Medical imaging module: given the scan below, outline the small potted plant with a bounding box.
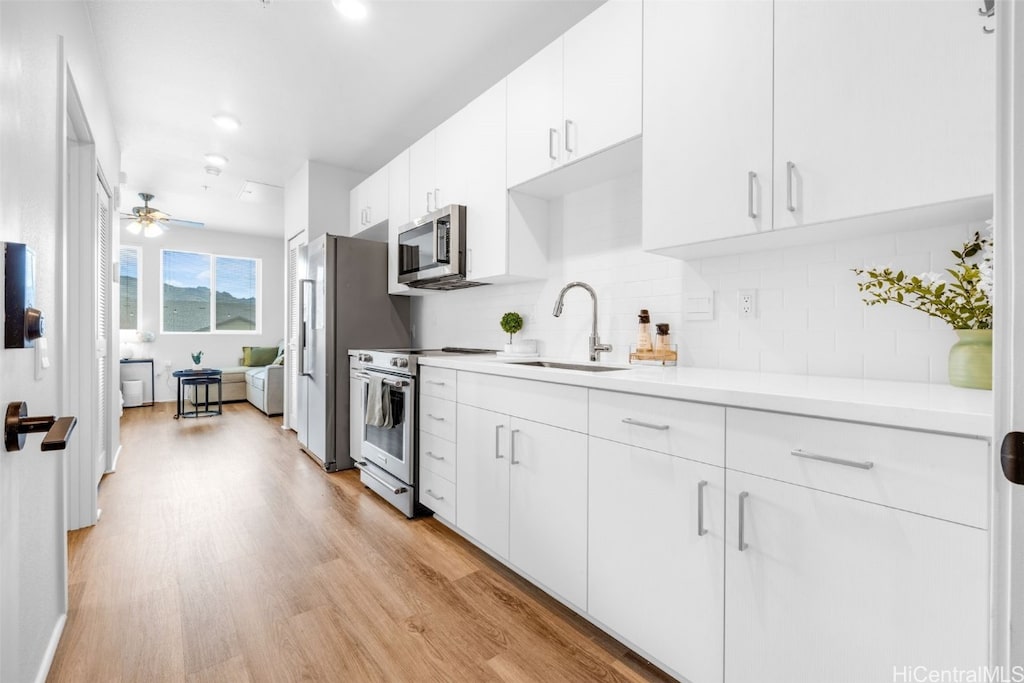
[190,350,204,369]
[500,312,524,354]
[852,224,993,389]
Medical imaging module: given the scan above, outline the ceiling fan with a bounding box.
[120,192,205,237]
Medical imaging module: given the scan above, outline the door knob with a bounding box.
[4,401,77,452]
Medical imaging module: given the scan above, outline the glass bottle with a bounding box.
[655,323,671,352]
[637,309,653,352]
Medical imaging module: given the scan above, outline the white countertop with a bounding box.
[417,356,993,439]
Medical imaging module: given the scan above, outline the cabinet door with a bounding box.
[773,0,994,229]
[409,131,436,217]
[348,183,363,236]
[387,150,412,295]
[506,38,563,188]
[456,404,510,559]
[642,0,773,251]
[434,106,469,211]
[562,0,642,163]
[508,417,588,609]
[364,166,388,228]
[589,438,724,683]
[461,79,509,281]
[724,470,988,683]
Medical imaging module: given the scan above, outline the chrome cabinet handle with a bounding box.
[425,451,444,461]
[495,424,504,459]
[426,414,445,422]
[366,206,372,224]
[790,448,874,470]
[425,191,432,213]
[564,119,574,153]
[548,128,558,161]
[426,489,444,501]
[738,491,749,551]
[747,171,758,219]
[425,380,446,386]
[786,161,797,212]
[434,188,440,209]
[510,428,521,464]
[697,480,708,537]
[467,248,473,274]
[621,417,670,431]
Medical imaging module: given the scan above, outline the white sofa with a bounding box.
[245,364,284,416]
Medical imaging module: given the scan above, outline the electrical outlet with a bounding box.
[738,289,757,319]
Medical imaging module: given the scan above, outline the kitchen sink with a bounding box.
[507,360,629,373]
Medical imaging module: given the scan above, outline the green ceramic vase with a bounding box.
[948,329,993,390]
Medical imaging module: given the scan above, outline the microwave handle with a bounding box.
[436,223,449,264]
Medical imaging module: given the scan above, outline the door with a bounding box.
[508,417,587,609]
[724,470,988,683]
[456,404,510,558]
[506,37,563,187]
[94,173,113,479]
[773,0,994,229]
[588,437,725,682]
[285,231,306,432]
[642,0,772,251]
[562,0,642,163]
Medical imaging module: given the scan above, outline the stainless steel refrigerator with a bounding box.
[296,234,410,471]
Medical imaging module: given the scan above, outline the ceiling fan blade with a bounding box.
[163,218,205,229]
[148,210,170,220]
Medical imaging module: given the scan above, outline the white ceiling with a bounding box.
[86,0,603,238]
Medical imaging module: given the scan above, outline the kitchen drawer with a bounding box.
[420,367,457,401]
[457,371,587,433]
[726,408,989,528]
[589,389,725,467]
[420,395,456,441]
[419,430,456,483]
[420,468,456,522]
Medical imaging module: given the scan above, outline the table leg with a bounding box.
[174,376,182,419]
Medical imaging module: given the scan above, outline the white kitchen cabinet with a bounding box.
[456,403,510,559]
[643,0,994,257]
[724,469,988,683]
[349,165,388,235]
[387,150,414,295]
[408,131,437,218]
[642,0,772,251]
[589,437,725,682]
[508,417,588,610]
[506,0,641,188]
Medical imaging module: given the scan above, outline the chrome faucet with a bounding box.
[552,281,613,362]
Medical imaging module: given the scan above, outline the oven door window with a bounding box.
[362,385,406,465]
[398,222,436,276]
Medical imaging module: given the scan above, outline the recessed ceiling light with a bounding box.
[333,0,367,20]
[204,166,222,176]
[212,113,241,131]
[203,153,228,167]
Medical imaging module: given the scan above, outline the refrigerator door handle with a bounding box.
[299,278,315,377]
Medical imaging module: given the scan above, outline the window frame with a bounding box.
[119,245,141,332]
[159,248,262,335]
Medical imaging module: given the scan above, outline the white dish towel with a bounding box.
[364,377,391,428]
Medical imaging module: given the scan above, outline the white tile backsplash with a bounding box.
[411,172,983,384]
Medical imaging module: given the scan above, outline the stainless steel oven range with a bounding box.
[349,347,495,517]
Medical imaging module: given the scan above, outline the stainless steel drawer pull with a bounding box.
[548,128,558,161]
[697,480,708,537]
[790,448,874,470]
[510,428,521,465]
[426,414,446,422]
[786,161,797,212]
[426,489,444,501]
[747,171,758,219]
[738,491,749,551]
[564,119,574,153]
[425,380,446,386]
[621,417,670,431]
[425,451,444,461]
[495,424,505,459]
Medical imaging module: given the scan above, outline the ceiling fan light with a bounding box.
[211,113,241,131]
[126,220,143,235]
[203,153,228,167]
[333,0,367,20]
[143,222,163,238]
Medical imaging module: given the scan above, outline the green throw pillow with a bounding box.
[243,346,279,367]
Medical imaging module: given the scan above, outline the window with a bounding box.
[161,249,260,333]
[119,246,140,330]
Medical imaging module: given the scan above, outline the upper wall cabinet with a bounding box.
[349,165,388,236]
[387,150,416,296]
[506,0,642,188]
[643,0,995,258]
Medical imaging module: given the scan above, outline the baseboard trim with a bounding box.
[34,612,66,683]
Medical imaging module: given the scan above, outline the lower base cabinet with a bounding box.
[724,470,988,683]
[588,437,725,682]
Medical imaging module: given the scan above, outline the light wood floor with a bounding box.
[47,402,671,682]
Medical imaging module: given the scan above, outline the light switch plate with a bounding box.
[685,293,715,321]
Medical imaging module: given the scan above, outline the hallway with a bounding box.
[47,403,666,682]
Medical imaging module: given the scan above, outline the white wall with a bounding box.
[0,2,121,681]
[119,227,285,402]
[412,172,984,385]
[283,160,364,241]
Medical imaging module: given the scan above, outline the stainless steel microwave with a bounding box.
[396,204,485,290]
